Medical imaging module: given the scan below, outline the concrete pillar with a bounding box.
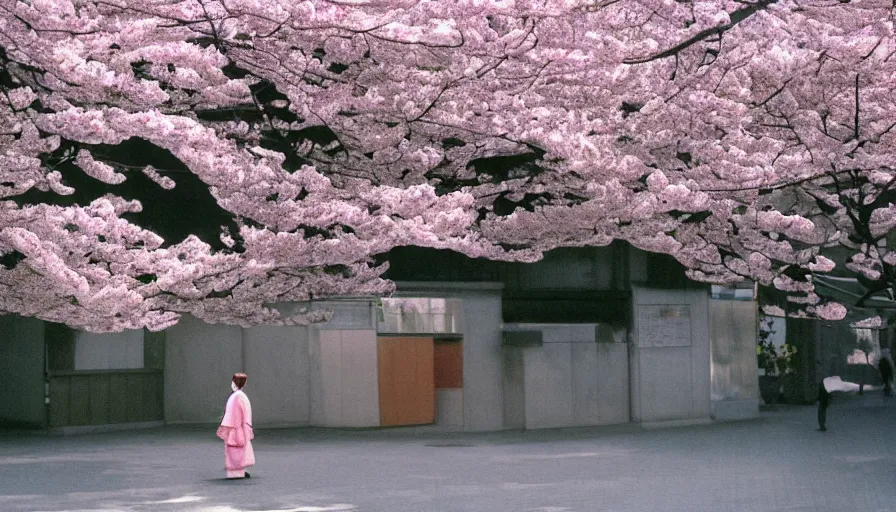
[630,286,711,425]
[461,290,504,431]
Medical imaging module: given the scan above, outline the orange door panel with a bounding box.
[377,337,435,426]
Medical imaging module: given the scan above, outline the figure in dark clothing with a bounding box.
[879,357,893,397]
[817,381,831,431]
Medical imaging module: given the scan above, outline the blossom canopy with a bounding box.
[2,0,895,331]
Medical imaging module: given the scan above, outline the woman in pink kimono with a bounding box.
[217,372,255,479]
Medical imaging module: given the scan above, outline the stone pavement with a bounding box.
[1,392,894,512]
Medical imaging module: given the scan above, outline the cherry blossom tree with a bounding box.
[1,0,894,331]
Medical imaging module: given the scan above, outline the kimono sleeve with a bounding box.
[217,394,247,447]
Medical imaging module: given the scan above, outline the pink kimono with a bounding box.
[216,389,255,478]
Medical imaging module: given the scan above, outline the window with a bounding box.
[375,297,466,395]
[377,298,463,334]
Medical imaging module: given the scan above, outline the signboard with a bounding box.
[637,305,692,347]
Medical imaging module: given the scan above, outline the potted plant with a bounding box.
[757,318,798,404]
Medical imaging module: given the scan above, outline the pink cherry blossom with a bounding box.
[2,0,895,330]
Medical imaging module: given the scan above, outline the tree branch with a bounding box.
[853,73,860,142]
[623,0,777,65]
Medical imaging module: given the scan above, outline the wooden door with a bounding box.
[377,337,435,426]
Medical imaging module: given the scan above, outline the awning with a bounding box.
[813,275,896,328]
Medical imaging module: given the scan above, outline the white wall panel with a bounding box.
[74,329,143,370]
[631,287,711,424]
[164,315,242,424]
[595,343,630,425]
[243,325,310,427]
[339,330,379,427]
[524,343,575,429]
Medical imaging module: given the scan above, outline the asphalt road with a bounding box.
[1,393,894,512]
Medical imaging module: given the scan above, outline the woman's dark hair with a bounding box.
[232,372,248,389]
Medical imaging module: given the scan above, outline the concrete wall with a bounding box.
[503,324,629,430]
[309,329,380,427]
[459,289,504,431]
[0,315,45,427]
[307,300,380,427]
[74,329,143,370]
[523,338,575,429]
[630,287,711,424]
[435,388,464,428]
[308,300,377,330]
[709,300,760,420]
[504,247,615,290]
[391,283,505,432]
[165,316,315,427]
[163,301,384,428]
[159,283,709,430]
[592,342,631,425]
[164,316,243,424]
[502,347,526,429]
[243,325,311,427]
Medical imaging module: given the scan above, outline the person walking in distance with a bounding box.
[217,372,255,479]
[817,380,832,432]
[879,349,893,396]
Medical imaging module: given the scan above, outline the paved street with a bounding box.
[1,393,894,512]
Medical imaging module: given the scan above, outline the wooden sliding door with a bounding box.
[377,337,435,426]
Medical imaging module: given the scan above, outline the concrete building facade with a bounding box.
[1,244,760,433]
